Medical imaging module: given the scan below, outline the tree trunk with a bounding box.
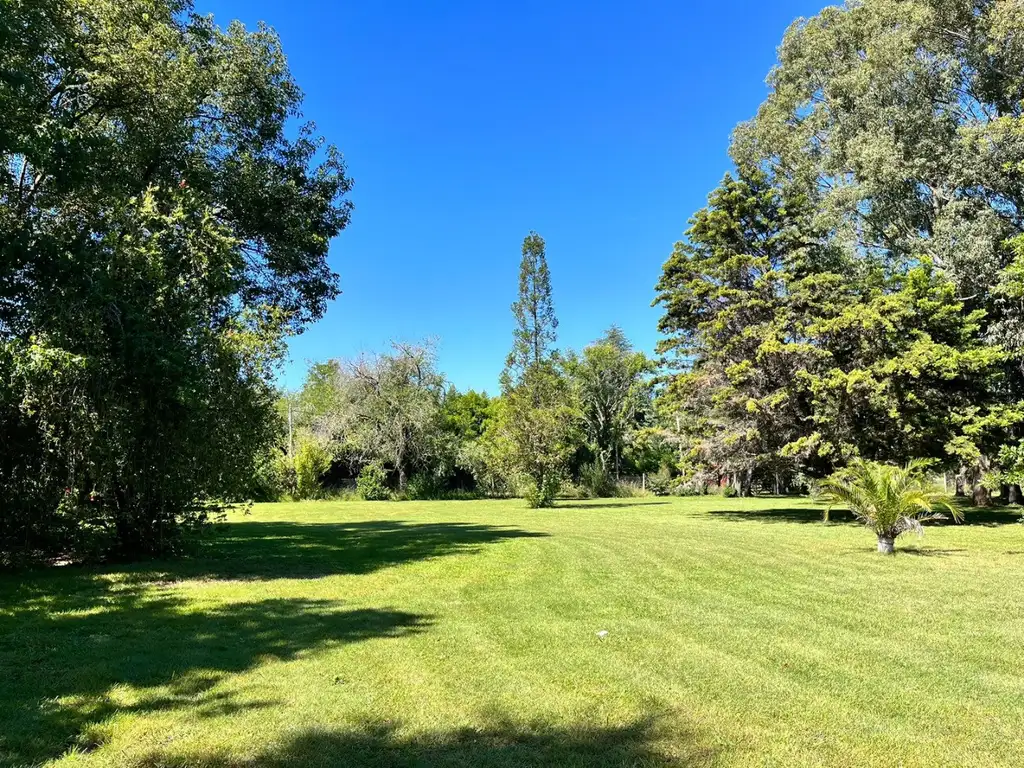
[739,467,753,497]
[1010,485,1022,506]
[973,483,990,507]
[954,474,965,497]
[877,534,895,555]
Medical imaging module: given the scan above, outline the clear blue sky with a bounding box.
[200,0,829,394]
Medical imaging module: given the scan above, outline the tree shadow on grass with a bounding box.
[135,519,550,581]
[0,574,430,767]
[557,501,672,511]
[708,505,1022,527]
[896,547,968,557]
[0,517,548,765]
[707,507,854,525]
[131,716,716,768]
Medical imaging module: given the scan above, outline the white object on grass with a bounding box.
[596,630,609,639]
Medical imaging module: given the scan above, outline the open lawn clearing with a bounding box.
[1,497,1022,767]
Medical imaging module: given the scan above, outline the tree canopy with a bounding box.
[656,0,1024,496]
[0,0,352,561]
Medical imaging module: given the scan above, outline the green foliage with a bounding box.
[357,461,391,501]
[579,462,617,499]
[442,389,493,441]
[489,362,578,508]
[568,327,656,477]
[521,473,563,509]
[404,472,446,501]
[998,444,1024,491]
[505,232,558,379]
[294,442,332,501]
[493,234,578,508]
[816,460,962,553]
[0,0,351,561]
[305,343,449,491]
[248,449,289,503]
[656,0,1024,490]
[645,474,670,497]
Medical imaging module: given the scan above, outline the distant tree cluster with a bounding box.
[655,0,1024,503]
[278,233,663,505]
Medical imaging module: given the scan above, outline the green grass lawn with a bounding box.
[2,497,1022,767]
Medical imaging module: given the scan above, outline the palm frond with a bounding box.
[816,459,963,549]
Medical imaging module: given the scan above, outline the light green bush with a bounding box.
[294,442,332,500]
[356,461,391,501]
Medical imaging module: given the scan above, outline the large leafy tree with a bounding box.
[315,343,449,491]
[0,0,352,560]
[657,0,1021,492]
[733,0,1024,484]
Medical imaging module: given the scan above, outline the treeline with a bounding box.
[5,0,1024,564]
[654,0,1024,504]
[274,234,671,506]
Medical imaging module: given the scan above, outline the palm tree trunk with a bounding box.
[877,534,895,555]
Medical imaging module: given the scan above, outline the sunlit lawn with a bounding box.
[1,497,1022,767]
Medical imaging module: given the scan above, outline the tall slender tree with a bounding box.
[492,231,574,507]
[506,232,558,381]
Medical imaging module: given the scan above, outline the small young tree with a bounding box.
[816,460,962,554]
[488,363,577,507]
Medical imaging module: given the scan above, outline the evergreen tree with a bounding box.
[730,0,1024,493]
[506,232,558,382]
[656,165,1002,491]
[493,231,574,507]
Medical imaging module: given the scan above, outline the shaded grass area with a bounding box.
[130,718,699,768]
[708,502,1022,527]
[1,497,1022,767]
[0,519,539,767]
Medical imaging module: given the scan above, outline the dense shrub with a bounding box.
[404,473,445,500]
[579,462,617,498]
[294,442,332,500]
[646,471,673,497]
[523,474,562,508]
[670,480,705,497]
[248,449,289,502]
[357,461,391,501]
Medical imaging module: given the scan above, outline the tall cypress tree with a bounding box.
[506,232,558,381]
[494,231,573,507]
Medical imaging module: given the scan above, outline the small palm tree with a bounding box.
[816,459,963,554]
